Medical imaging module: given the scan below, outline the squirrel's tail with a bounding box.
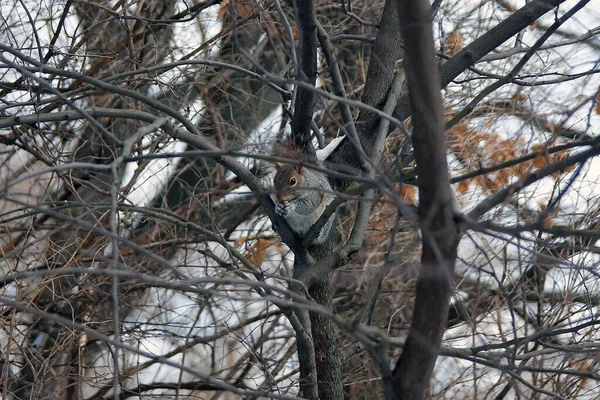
[273,136,317,164]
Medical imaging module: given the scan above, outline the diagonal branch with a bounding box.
[445,0,591,130]
[467,136,600,220]
[392,0,567,123]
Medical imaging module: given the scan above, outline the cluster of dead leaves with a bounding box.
[448,116,575,195]
[234,236,285,269]
[444,31,463,57]
[217,0,254,19]
[368,184,417,245]
[217,0,295,41]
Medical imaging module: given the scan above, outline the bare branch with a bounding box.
[390,0,459,398]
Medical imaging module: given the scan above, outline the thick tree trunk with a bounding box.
[390,0,459,399]
[307,239,344,400]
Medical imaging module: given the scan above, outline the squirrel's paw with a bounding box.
[275,201,290,217]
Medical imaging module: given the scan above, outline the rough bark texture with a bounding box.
[290,0,318,155]
[304,1,405,396]
[390,0,459,399]
[308,239,344,400]
[327,0,404,191]
[297,1,405,398]
[288,1,344,398]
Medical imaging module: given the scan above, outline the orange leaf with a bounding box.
[457,180,470,194]
[497,169,509,185]
[217,0,253,19]
[542,217,554,227]
[512,93,527,104]
[217,0,229,20]
[445,31,463,56]
[236,0,253,17]
[245,238,277,268]
[533,155,547,168]
[401,185,417,203]
[234,236,245,248]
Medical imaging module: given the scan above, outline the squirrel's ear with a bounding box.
[294,165,303,173]
[275,161,283,169]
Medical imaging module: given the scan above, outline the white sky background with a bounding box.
[439,1,600,396]
[449,0,600,280]
[1,0,600,397]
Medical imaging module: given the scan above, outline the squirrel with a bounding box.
[272,139,337,245]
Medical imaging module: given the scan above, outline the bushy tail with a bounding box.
[272,137,316,164]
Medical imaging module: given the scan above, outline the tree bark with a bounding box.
[327,0,404,192]
[390,0,459,399]
[307,239,344,400]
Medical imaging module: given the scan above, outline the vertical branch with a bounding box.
[390,0,459,399]
[290,0,318,154]
[286,1,344,399]
[287,2,321,399]
[301,2,405,396]
[289,301,319,400]
[307,269,344,400]
[326,0,404,190]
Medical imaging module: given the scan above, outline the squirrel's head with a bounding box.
[274,164,303,203]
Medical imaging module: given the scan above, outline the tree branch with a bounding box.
[392,0,567,123]
[390,0,459,398]
[290,0,318,154]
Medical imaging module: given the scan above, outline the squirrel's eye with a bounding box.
[289,177,297,186]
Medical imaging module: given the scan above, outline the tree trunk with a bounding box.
[390,0,459,398]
